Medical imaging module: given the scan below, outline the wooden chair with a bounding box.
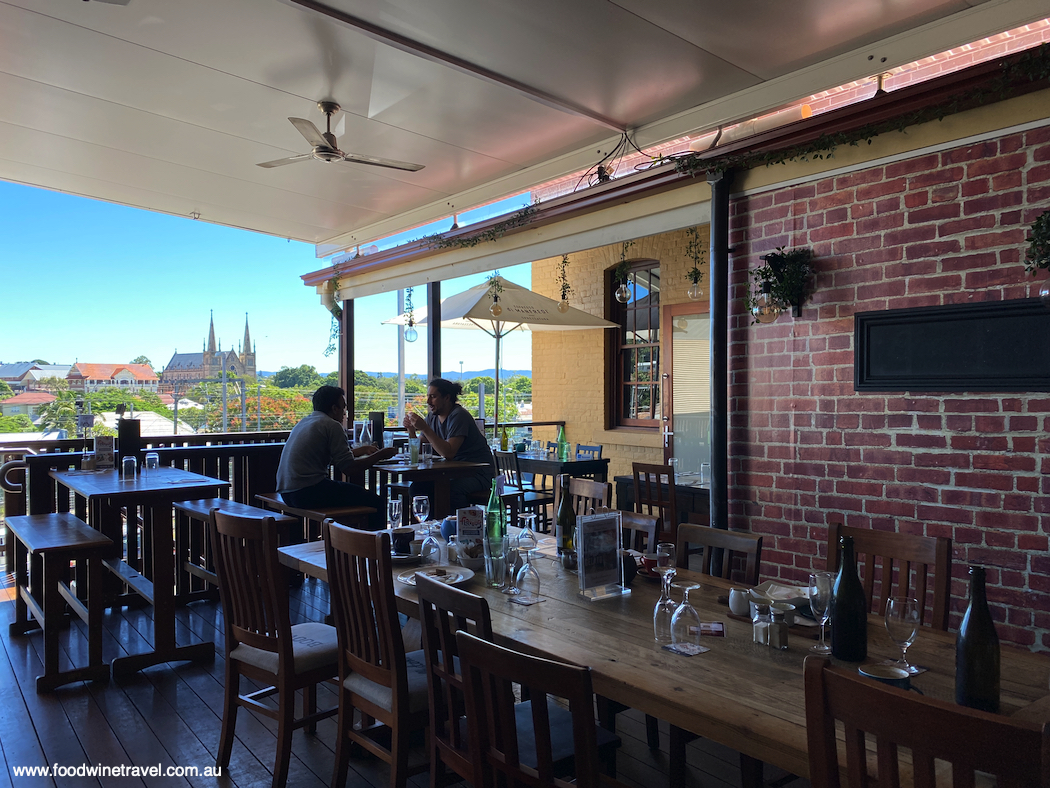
[209,510,338,788]
[324,521,430,788]
[632,462,679,544]
[676,515,763,585]
[494,450,555,528]
[669,516,765,786]
[575,443,603,460]
[616,510,659,553]
[804,656,1050,788]
[826,520,952,630]
[457,631,628,788]
[416,576,620,785]
[554,476,612,517]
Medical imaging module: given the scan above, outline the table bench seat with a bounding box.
[7,513,112,691]
[255,492,374,537]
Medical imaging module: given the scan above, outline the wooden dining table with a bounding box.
[372,458,490,518]
[48,466,230,676]
[515,451,611,482]
[277,540,1050,781]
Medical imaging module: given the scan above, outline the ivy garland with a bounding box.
[685,227,705,285]
[557,254,574,302]
[1024,209,1050,274]
[614,240,636,284]
[668,43,1050,179]
[323,273,342,358]
[422,203,540,250]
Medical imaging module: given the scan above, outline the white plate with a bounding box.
[750,580,809,608]
[397,566,475,588]
[391,552,420,566]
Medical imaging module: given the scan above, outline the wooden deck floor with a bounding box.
[0,566,807,788]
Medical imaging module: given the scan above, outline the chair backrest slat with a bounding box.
[575,444,603,461]
[632,462,678,544]
[825,520,952,630]
[804,657,1050,788]
[494,451,523,487]
[676,517,763,585]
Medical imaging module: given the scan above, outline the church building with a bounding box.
[161,312,257,387]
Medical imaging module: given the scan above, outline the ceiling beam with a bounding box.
[280,0,626,132]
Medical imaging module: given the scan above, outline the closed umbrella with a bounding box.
[386,277,617,433]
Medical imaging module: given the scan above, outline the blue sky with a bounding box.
[0,180,532,376]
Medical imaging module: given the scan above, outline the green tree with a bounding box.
[504,374,532,396]
[37,393,77,434]
[0,414,34,433]
[130,355,153,369]
[34,376,69,393]
[272,364,323,389]
[0,379,12,399]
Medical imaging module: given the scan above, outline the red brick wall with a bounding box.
[728,125,1050,650]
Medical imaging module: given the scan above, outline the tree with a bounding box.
[34,376,68,393]
[0,379,12,399]
[131,355,154,369]
[272,364,323,389]
[37,393,77,434]
[0,414,34,433]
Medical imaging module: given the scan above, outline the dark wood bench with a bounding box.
[255,492,375,538]
[173,498,298,599]
[7,513,113,691]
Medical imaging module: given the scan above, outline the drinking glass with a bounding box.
[412,495,430,525]
[121,455,137,479]
[484,536,507,589]
[420,443,433,466]
[653,542,677,643]
[885,596,922,674]
[420,524,444,567]
[808,571,834,655]
[144,452,160,473]
[667,457,679,484]
[516,544,541,603]
[387,497,402,529]
[671,581,702,647]
[700,462,712,486]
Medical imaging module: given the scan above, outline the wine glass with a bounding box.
[387,497,402,529]
[808,571,834,655]
[515,517,541,602]
[653,542,677,643]
[885,596,922,674]
[420,523,444,567]
[671,581,702,647]
[412,495,430,525]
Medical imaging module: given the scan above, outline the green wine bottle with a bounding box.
[830,535,867,662]
[956,565,1000,713]
[555,474,574,556]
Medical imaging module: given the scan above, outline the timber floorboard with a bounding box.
[1,569,808,788]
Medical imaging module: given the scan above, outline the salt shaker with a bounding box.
[769,606,789,650]
[752,603,771,645]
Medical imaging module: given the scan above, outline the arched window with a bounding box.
[609,259,660,427]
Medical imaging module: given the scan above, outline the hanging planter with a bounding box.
[743,247,814,324]
[1024,209,1050,306]
[556,254,574,312]
[487,273,504,316]
[404,287,418,342]
[685,227,706,301]
[614,240,635,303]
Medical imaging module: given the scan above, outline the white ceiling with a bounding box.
[0,0,1043,257]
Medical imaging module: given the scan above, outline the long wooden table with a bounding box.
[277,541,1050,780]
[49,467,230,675]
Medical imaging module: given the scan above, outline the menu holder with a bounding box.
[577,511,630,601]
[94,435,115,470]
[456,505,486,563]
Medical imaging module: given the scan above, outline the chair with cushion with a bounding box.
[669,516,765,786]
[631,462,679,545]
[416,575,621,785]
[457,630,628,788]
[804,656,1050,788]
[324,521,430,788]
[826,519,952,630]
[676,515,763,584]
[209,509,338,788]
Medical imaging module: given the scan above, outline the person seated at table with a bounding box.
[402,377,495,511]
[277,385,395,530]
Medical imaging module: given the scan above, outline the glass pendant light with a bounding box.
[751,282,781,324]
[557,300,570,313]
[687,281,702,301]
[490,299,503,317]
[615,282,631,303]
[404,323,418,342]
[1040,278,1050,309]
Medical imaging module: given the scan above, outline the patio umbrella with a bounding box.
[385,277,617,434]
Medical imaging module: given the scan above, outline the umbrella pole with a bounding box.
[493,322,501,439]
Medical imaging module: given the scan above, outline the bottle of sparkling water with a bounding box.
[485,477,505,541]
[556,425,570,462]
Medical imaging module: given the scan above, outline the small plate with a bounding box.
[391,552,420,565]
[636,567,661,581]
[398,566,475,588]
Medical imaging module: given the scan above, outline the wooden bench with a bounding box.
[255,492,375,538]
[173,498,298,599]
[7,513,113,691]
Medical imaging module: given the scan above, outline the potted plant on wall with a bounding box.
[1024,209,1050,306]
[744,246,814,324]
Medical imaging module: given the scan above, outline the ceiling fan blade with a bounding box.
[288,117,327,148]
[257,153,313,168]
[339,152,425,172]
[87,0,132,5]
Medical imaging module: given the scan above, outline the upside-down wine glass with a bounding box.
[515,514,541,602]
[653,542,677,643]
[808,571,833,655]
[885,596,922,674]
[671,581,702,648]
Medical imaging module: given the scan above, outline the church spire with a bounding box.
[207,310,217,353]
[243,313,252,356]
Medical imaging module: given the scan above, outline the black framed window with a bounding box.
[612,260,661,427]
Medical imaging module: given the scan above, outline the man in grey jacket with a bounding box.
[277,385,394,529]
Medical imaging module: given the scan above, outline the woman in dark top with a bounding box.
[403,378,494,510]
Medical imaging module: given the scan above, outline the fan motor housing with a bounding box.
[312,146,342,162]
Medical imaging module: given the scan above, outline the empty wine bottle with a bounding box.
[830,534,867,662]
[555,474,574,556]
[956,565,1000,713]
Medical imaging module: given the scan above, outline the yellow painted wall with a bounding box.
[531,226,711,483]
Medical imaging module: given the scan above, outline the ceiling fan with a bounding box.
[257,101,424,172]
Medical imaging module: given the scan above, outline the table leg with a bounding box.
[431,483,452,519]
[111,503,213,676]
